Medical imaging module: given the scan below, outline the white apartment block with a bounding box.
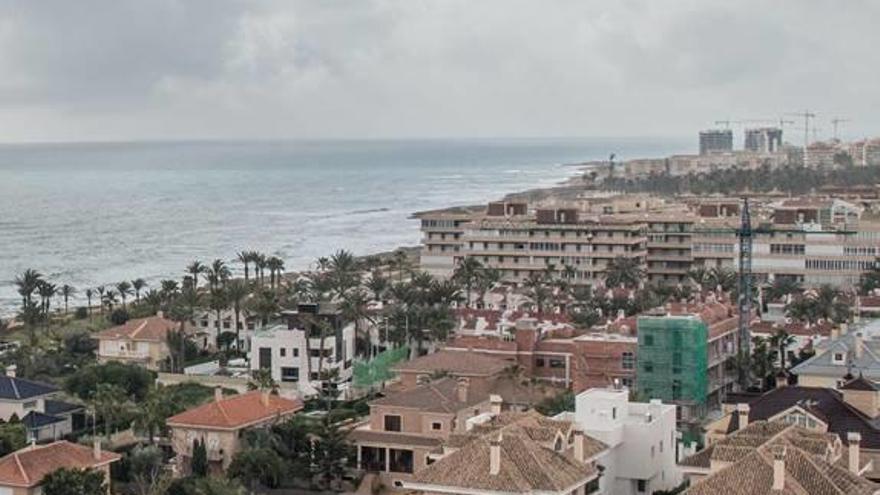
[249,303,355,399]
[192,309,258,351]
[557,387,681,495]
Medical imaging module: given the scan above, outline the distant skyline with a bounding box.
[0,0,877,143]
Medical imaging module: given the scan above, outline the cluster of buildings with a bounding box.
[417,192,880,289]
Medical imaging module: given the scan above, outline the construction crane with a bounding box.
[737,198,753,388]
[831,118,850,140]
[787,110,817,164]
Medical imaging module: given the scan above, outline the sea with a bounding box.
[0,138,689,315]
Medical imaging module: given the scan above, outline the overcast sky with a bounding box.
[0,0,876,143]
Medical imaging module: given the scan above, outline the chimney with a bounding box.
[573,429,585,463]
[840,322,849,336]
[848,432,862,474]
[490,394,503,415]
[855,333,864,360]
[489,434,502,475]
[93,438,102,461]
[775,371,788,389]
[831,328,840,340]
[214,386,223,402]
[5,365,16,378]
[772,445,786,491]
[737,403,750,430]
[457,378,470,403]
[261,389,270,407]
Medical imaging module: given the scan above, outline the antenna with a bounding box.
[831,118,850,140]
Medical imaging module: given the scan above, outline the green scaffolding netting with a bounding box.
[636,316,708,405]
[353,346,410,389]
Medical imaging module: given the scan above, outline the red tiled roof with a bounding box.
[166,391,303,430]
[95,315,177,342]
[0,441,120,488]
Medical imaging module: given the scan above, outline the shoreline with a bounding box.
[0,153,588,321]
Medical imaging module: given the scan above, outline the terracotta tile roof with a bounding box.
[370,377,488,413]
[166,391,303,430]
[0,441,120,488]
[410,427,599,493]
[391,349,511,377]
[94,315,177,342]
[682,421,877,495]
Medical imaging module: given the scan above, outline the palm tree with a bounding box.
[475,267,501,308]
[204,259,231,291]
[769,329,796,371]
[37,281,57,318]
[237,251,252,283]
[686,266,711,288]
[523,272,551,313]
[85,288,94,315]
[96,286,106,314]
[142,289,163,315]
[340,289,372,357]
[707,267,737,293]
[60,284,76,314]
[116,281,133,310]
[226,280,250,350]
[266,256,285,289]
[249,289,280,327]
[255,254,268,286]
[366,271,389,303]
[329,250,359,298]
[604,256,643,289]
[14,269,42,310]
[391,249,411,282]
[131,278,147,302]
[186,261,206,291]
[208,288,229,349]
[452,257,483,307]
[102,289,118,313]
[765,277,802,302]
[160,280,179,301]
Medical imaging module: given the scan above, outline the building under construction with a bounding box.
[744,127,784,153]
[699,129,734,155]
[635,301,740,423]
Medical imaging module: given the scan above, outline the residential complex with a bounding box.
[417,194,880,290]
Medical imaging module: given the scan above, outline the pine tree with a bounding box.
[191,438,209,477]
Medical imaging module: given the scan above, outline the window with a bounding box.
[770,244,805,255]
[549,358,565,368]
[431,422,442,431]
[643,335,654,346]
[621,352,635,370]
[280,367,299,382]
[292,348,299,357]
[536,358,545,367]
[832,352,845,364]
[637,480,647,493]
[280,348,286,357]
[258,348,272,370]
[384,415,402,432]
[23,401,37,410]
[222,320,231,329]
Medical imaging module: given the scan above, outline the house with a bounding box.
[679,420,878,494]
[705,377,880,479]
[349,377,494,483]
[191,308,258,351]
[0,367,83,443]
[249,303,355,399]
[557,386,681,495]
[791,329,880,388]
[166,388,303,474]
[94,313,177,370]
[402,410,606,495]
[0,440,120,494]
[390,349,512,390]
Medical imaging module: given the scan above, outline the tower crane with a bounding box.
[831,118,850,140]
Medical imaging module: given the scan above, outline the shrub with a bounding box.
[109,308,130,325]
[74,307,89,320]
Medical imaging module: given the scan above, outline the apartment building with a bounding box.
[414,205,485,278]
[446,318,638,392]
[693,196,880,288]
[557,387,681,495]
[645,213,695,284]
[249,303,355,398]
[636,300,740,422]
[191,308,258,351]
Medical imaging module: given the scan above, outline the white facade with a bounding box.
[192,309,257,351]
[560,387,681,495]
[249,322,355,399]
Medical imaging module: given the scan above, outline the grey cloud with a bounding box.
[0,0,876,141]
